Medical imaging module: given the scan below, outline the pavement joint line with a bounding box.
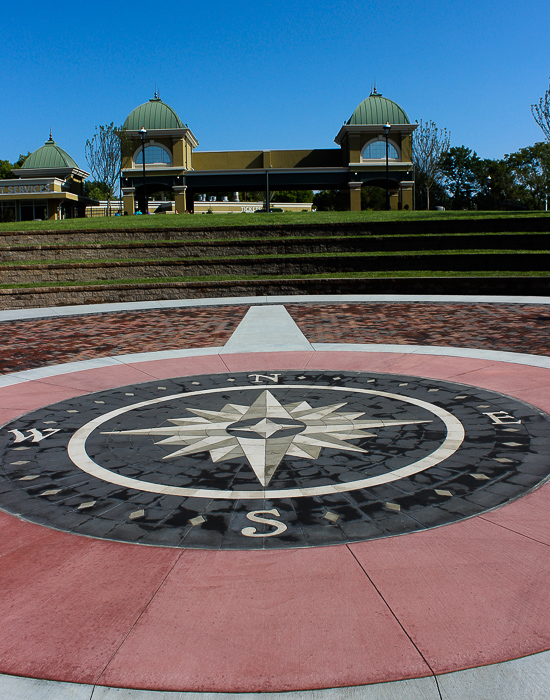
[92,549,187,691]
[479,514,550,548]
[345,544,444,700]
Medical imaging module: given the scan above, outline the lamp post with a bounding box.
[139,126,147,214]
[383,122,391,211]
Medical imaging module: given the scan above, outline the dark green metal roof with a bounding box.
[21,137,79,170]
[347,92,410,125]
[123,97,185,131]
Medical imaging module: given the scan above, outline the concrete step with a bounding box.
[1,233,549,262]
[1,252,549,285]
[1,215,547,246]
[2,275,549,310]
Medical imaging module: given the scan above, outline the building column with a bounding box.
[122,188,135,216]
[174,185,187,214]
[348,181,362,212]
[46,200,56,221]
[399,181,414,211]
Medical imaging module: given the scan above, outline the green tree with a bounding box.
[0,152,30,179]
[505,142,550,209]
[84,180,112,201]
[412,120,450,209]
[272,190,314,203]
[440,146,482,209]
[361,186,386,210]
[473,158,519,210]
[0,160,12,179]
[312,190,348,211]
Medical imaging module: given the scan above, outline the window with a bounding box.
[0,200,16,223]
[19,200,47,221]
[361,138,400,161]
[135,145,172,165]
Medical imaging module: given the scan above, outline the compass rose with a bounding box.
[104,390,429,486]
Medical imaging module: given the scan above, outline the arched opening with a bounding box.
[134,181,175,214]
[361,186,386,210]
[134,144,172,166]
[361,138,400,162]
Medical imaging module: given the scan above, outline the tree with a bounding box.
[272,190,314,203]
[0,161,12,179]
[84,180,112,201]
[361,186,386,210]
[505,142,550,209]
[474,158,519,210]
[0,152,30,179]
[532,79,550,141]
[312,190,348,211]
[412,120,450,209]
[440,146,482,209]
[85,123,126,212]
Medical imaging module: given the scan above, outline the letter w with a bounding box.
[8,428,60,443]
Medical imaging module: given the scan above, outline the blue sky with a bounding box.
[2,0,549,173]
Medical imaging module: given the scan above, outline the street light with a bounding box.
[383,122,391,211]
[139,126,147,214]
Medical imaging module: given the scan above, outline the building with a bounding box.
[0,135,94,222]
[121,89,416,215]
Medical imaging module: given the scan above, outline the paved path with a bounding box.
[0,295,549,699]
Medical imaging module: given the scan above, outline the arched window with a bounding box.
[135,145,172,165]
[361,138,400,161]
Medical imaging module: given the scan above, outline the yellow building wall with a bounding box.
[192,149,342,171]
[172,139,185,167]
[193,151,264,170]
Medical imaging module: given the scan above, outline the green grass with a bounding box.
[2,231,550,250]
[2,270,549,290]
[1,209,549,233]
[1,249,548,267]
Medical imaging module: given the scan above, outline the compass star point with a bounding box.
[108,388,432,488]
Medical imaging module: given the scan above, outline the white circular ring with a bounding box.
[68,384,465,499]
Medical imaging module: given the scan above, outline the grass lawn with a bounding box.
[1,250,549,267]
[1,210,549,233]
[2,270,548,290]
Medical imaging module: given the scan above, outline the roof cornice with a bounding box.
[334,123,417,145]
[12,167,90,180]
[126,128,199,148]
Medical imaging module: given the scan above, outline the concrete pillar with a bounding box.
[349,182,362,212]
[122,188,135,216]
[174,186,187,214]
[399,181,414,211]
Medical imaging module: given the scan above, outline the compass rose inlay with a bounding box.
[1,370,549,550]
[104,390,430,487]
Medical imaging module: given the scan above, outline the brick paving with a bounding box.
[0,306,247,374]
[287,303,550,356]
[0,302,549,375]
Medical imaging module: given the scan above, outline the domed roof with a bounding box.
[123,96,185,131]
[21,136,79,170]
[347,90,410,125]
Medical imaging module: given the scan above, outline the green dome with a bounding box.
[21,137,79,170]
[348,91,410,125]
[123,97,184,130]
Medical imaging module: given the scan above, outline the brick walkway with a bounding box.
[288,303,550,356]
[1,302,549,375]
[0,306,247,374]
